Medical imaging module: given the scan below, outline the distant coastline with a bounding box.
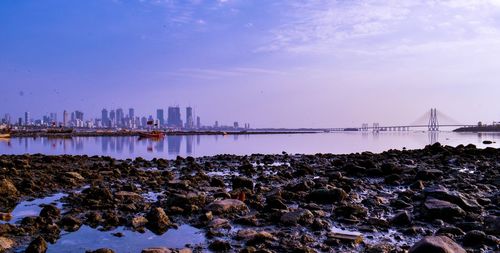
[453,125,500,132]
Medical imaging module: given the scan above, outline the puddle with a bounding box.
[143,191,163,202]
[206,169,239,177]
[1,193,67,224]
[47,225,205,253]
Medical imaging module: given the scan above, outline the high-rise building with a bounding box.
[63,110,69,127]
[234,121,239,129]
[167,106,182,128]
[116,108,124,127]
[214,121,219,128]
[156,109,164,126]
[101,109,109,127]
[185,107,194,129]
[109,110,116,127]
[129,108,135,119]
[49,113,57,125]
[3,114,11,125]
[196,116,201,129]
[24,112,30,126]
[75,110,84,121]
[141,116,147,128]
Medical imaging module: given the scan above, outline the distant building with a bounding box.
[109,110,116,127]
[141,116,147,128]
[167,106,182,128]
[156,109,164,127]
[75,110,84,121]
[196,116,201,129]
[24,112,30,126]
[101,109,109,127]
[185,107,194,129]
[129,108,135,120]
[116,108,124,127]
[214,121,219,128]
[63,110,69,127]
[234,121,239,129]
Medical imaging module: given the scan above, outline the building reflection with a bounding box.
[186,135,194,154]
[167,136,182,155]
[428,131,439,145]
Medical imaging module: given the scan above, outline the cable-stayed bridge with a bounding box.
[328,108,475,132]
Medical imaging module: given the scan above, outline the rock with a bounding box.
[435,226,465,237]
[65,172,85,181]
[483,215,500,235]
[0,212,12,222]
[59,215,82,232]
[0,179,18,197]
[483,140,493,144]
[39,205,61,220]
[146,207,174,234]
[232,177,254,190]
[209,240,231,251]
[205,199,249,215]
[307,188,348,204]
[131,216,148,228]
[409,236,465,253]
[463,230,484,247]
[265,197,287,210]
[423,197,465,220]
[0,237,14,251]
[423,186,481,212]
[327,230,363,244]
[114,191,143,202]
[334,204,368,219]
[416,169,443,181]
[141,248,172,253]
[88,249,116,253]
[390,211,412,226]
[209,218,231,229]
[25,236,48,253]
[280,209,314,226]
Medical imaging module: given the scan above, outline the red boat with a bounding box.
[138,130,165,139]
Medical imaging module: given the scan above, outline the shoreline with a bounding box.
[0,144,498,252]
[9,130,321,138]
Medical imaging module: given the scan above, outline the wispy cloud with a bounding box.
[258,0,500,55]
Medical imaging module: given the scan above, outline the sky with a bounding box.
[1,0,500,128]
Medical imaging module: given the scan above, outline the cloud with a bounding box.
[258,0,500,56]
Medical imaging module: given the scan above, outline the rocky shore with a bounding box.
[0,143,498,252]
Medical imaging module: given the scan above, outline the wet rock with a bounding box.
[307,188,348,204]
[0,179,18,196]
[209,218,231,229]
[334,204,368,219]
[65,171,85,181]
[114,191,143,202]
[88,249,116,253]
[423,197,465,220]
[146,207,174,234]
[416,169,443,181]
[423,186,481,212]
[265,197,287,210]
[409,236,465,253]
[25,236,48,253]
[39,205,61,221]
[280,209,314,226]
[141,248,172,253]
[435,226,465,237]
[131,216,148,229]
[0,237,14,251]
[209,240,231,251]
[232,177,254,190]
[390,211,412,226]
[483,215,500,235]
[205,199,249,215]
[59,215,82,232]
[0,212,12,222]
[463,230,498,246]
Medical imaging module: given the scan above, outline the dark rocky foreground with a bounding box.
[0,143,499,253]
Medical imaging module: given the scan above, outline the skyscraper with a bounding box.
[75,110,84,121]
[167,106,182,128]
[156,109,164,127]
[24,112,30,126]
[129,108,134,119]
[63,110,69,127]
[116,108,124,127]
[185,107,194,129]
[101,109,109,127]
[196,116,201,129]
[109,110,116,127]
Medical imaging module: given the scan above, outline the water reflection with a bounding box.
[0,132,499,160]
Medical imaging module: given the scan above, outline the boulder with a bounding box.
[423,186,481,212]
[280,209,314,226]
[25,236,48,253]
[209,240,231,251]
[59,215,82,232]
[39,205,61,220]
[88,249,116,253]
[114,191,143,202]
[232,177,254,190]
[205,199,248,215]
[307,188,348,204]
[0,237,14,251]
[146,207,174,234]
[131,216,148,228]
[390,211,412,226]
[423,197,465,220]
[0,179,18,197]
[65,172,85,181]
[409,236,465,253]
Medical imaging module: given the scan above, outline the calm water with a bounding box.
[0,131,498,160]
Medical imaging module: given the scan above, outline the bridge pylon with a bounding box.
[428,108,439,131]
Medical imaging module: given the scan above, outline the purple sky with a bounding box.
[1,0,500,127]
